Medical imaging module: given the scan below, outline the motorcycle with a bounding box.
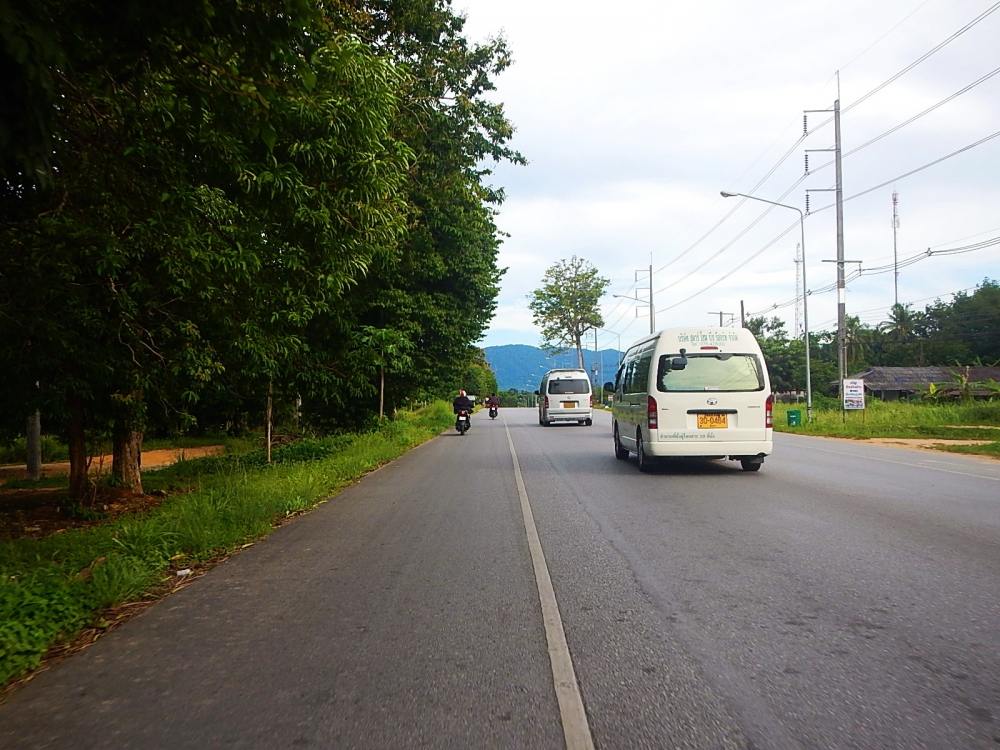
[455,410,470,435]
[488,405,498,420]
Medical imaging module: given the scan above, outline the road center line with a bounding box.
[504,420,595,750]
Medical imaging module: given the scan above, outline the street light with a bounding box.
[612,293,654,334]
[720,190,813,422]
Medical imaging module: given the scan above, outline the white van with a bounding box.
[536,369,593,426]
[606,327,773,471]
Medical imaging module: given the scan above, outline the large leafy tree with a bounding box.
[288,0,521,424]
[0,2,412,497]
[529,257,610,369]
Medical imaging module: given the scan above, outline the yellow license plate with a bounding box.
[697,413,728,429]
[561,401,577,408]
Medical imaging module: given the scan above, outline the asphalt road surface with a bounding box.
[3,408,999,749]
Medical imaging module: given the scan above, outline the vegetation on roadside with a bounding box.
[747,281,1000,392]
[0,403,453,688]
[1,1,514,502]
[773,400,1000,457]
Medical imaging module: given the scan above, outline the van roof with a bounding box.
[624,327,759,350]
[544,369,589,377]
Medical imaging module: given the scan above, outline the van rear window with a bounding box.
[548,379,590,394]
[656,353,763,392]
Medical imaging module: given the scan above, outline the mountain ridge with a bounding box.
[484,344,622,392]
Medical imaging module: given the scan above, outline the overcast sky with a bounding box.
[455,0,1000,352]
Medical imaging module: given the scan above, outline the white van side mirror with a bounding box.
[669,348,688,371]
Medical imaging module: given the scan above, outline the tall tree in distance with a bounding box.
[529,257,610,370]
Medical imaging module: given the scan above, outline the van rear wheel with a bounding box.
[740,459,762,472]
[636,430,652,473]
[614,425,629,460]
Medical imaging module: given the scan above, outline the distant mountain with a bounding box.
[484,344,623,392]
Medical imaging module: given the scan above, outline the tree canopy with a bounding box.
[0,0,521,499]
[528,256,610,370]
[748,279,1000,393]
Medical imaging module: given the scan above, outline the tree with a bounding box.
[0,3,412,499]
[356,327,414,420]
[529,257,610,369]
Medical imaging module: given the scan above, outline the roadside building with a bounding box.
[847,366,1000,401]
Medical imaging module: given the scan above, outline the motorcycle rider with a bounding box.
[452,389,474,429]
[485,393,500,416]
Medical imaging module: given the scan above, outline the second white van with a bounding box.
[536,369,594,426]
[606,327,773,471]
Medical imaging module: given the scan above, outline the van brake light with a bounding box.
[765,394,773,428]
[544,396,549,409]
[647,396,658,429]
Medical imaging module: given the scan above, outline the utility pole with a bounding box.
[892,191,900,307]
[708,311,734,326]
[740,300,745,328]
[834,96,846,412]
[613,261,654,335]
[794,242,803,339]
[636,259,654,334]
[806,87,847,414]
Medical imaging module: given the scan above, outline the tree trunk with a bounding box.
[379,366,385,420]
[26,411,41,481]
[67,395,89,502]
[112,390,144,494]
[575,334,584,370]
[112,425,144,494]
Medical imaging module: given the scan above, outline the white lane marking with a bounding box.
[504,420,595,750]
[806,444,1000,482]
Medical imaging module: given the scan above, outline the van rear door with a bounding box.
[654,352,767,441]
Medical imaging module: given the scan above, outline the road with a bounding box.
[2,408,999,749]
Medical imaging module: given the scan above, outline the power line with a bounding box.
[844,1,1000,115]
[654,67,1000,300]
[807,64,1000,176]
[747,237,1000,317]
[839,0,935,72]
[812,128,1000,211]
[642,3,999,306]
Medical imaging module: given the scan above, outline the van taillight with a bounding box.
[647,396,658,429]
[589,394,593,408]
[765,394,773,428]
[544,396,549,408]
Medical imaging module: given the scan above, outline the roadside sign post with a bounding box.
[843,378,865,411]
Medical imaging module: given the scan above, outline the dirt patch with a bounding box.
[0,446,223,540]
[0,445,224,485]
[867,437,994,449]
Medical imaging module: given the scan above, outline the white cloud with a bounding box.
[459,0,1000,347]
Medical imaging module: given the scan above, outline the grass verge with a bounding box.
[0,402,453,688]
[773,400,1000,457]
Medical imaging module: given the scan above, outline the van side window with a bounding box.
[622,360,635,393]
[632,354,651,393]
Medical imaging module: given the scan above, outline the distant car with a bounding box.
[606,327,773,472]
[536,369,593,426]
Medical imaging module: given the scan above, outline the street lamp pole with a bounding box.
[721,191,813,422]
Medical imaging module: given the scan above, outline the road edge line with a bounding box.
[504,420,595,750]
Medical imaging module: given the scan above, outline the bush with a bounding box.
[0,435,70,464]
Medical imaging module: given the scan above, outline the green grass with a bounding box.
[0,476,68,490]
[773,399,1000,458]
[0,403,453,687]
[936,441,1000,458]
